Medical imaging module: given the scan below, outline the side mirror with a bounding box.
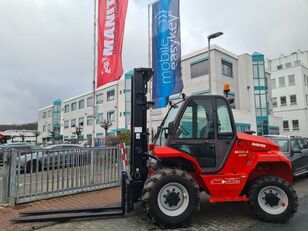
[291,148,301,155]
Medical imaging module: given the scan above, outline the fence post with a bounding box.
[9,149,17,206]
[90,148,94,183]
[2,150,9,204]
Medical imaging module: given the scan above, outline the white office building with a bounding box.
[38,73,132,144]
[267,50,308,137]
[150,45,282,135]
[38,45,282,144]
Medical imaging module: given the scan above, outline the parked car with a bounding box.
[0,143,41,169]
[264,135,308,177]
[41,144,86,168]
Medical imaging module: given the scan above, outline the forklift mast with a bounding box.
[130,68,153,202]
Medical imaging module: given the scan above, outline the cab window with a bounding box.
[175,100,214,139]
[216,98,234,138]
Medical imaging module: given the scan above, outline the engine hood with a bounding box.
[237,132,280,152]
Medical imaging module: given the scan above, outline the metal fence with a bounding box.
[1,147,121,205]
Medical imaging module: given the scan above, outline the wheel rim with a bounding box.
[258,185,289,215]
[157,182,189,217]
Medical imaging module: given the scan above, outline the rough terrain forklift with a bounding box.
[13,68,298,228]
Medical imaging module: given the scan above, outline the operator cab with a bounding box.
[154,95,237,172]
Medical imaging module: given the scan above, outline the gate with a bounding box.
[1,147,121,205]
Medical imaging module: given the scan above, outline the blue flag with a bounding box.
[152,0,183,109]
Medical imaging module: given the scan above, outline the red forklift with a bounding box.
[13,68,298,228]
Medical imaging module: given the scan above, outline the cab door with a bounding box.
[170,96,236,172]
[290,138,303,175]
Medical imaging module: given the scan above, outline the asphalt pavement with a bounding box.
[38,176,308,231]
[245,195,308,231]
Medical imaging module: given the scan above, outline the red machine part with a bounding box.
[153,132,293,203]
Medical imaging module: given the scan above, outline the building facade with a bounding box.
[150,46,281,135]
[267,50,308,137]
[38,45,282,144]
[38,73,132,144]
[0,130,38,143]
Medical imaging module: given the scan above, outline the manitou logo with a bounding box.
[103,0,116,57]
[210,178,241,185]
[101,58,111,74]
[251,142,266,148]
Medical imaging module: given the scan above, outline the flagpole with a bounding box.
[91,0,97,182]
[92,0,97,149]
[148,2,153,143]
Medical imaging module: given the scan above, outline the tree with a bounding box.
[72,127,83,142]
[100,120,112,137]
[34,131,40,144]
[19,133,25,142]
[117,130,130,144]
[11,135,15,143]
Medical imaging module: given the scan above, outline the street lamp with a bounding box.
[207,32,223,94]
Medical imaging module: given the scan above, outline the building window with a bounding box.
[120,112,122,117]
[221,60,233,77]
[48,110,52,117]
[288,75,295,86]
[272,97,277,107]
[119,90,122,95]
[271,79,276,89]
[285,62,291,68]
[277,65,283,70]
[43,125,47,132]
[283,120,289,131]
[97,113,103,124]
[71,119,76,128]
[235,123,251,133]
[87,97,93,107]
[278,77,285,87]
[87,116,93,126]
[96,93,103,104]
[71,102,77,111]
[107,111,115,121]
[292,120,299,131]
[107,90,115,101]
[43,111,47,119]
[306,94,308,105]
[64,104,70,113]
[64,120,69,129]
[48,124,51,131]
[190,59,208,78]
[78,117,84,127]
[290,95,297,105]
[280,96,287,106]
[79,99,85,109]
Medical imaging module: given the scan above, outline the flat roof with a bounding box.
[181,44,239,62]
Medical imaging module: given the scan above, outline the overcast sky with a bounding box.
[0,0,307,124]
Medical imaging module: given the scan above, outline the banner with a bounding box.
[152,0,183,109]
[97,0,128,88]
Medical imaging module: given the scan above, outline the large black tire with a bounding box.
[247,176,298,223]
[142,168,200,228]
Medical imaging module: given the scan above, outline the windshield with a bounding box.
[154,102,183,146]
[268,138,289,153]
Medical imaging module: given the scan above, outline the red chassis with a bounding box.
[153,132,292,203]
